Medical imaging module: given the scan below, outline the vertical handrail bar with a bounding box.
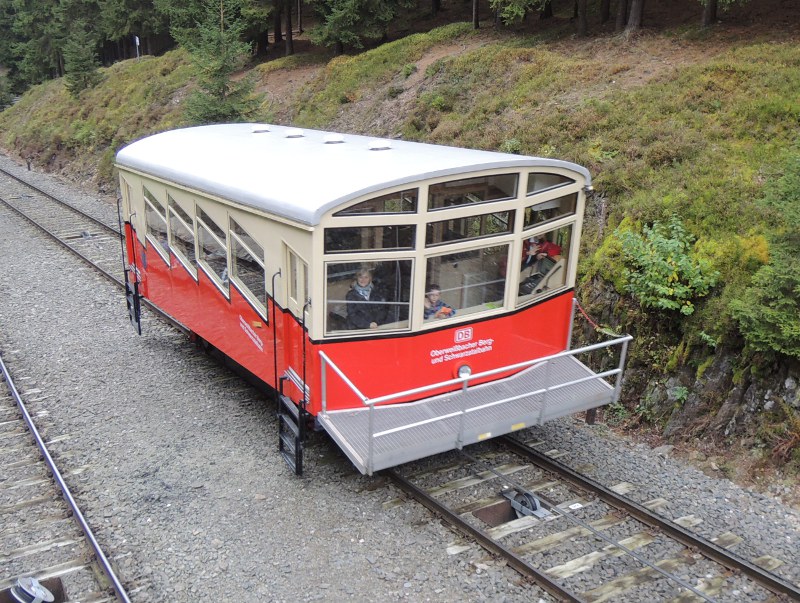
[321,354,328,413]
[567,297,577,350]
[456,377,469,448]
[368,404,375,474]
[614,338,630,403]
[541,359,553,420]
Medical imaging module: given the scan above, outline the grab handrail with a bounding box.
[318,300,631,473]
[319,334,631,411]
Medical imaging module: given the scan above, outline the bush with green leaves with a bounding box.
[617,215,719,316]
[730,152,800,359]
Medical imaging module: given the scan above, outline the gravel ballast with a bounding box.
[0,153,798,602]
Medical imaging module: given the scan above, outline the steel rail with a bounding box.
[0,166,120,235]
[460,448,716,601]
[0,352,131,603]
[501,435,800,600]
[0,193,125,287]
[384,469,586,603]
[0,192,189,334]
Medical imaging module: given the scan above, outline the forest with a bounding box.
[0,0,798,493]
[0,0,758,98]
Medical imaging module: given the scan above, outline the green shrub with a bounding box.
[617,215,720,315]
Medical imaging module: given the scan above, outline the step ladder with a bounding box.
[277,392,305,475]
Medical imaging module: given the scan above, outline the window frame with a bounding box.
[196,206,230,297]
[230,217,267,320]
[167,194,198,279]
[322,258,414,336]
[143,185,169,263]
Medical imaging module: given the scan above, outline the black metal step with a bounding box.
[279,394,300,420]
[278,412,300,437]
[277,393,304,475]
[279,429,297,454]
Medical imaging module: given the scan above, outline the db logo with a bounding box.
[454,327,473,343]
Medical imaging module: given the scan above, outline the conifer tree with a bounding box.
[308,0,414,54]
[63,25,102,97]
[173,0,263,123]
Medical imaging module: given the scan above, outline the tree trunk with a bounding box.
[335,40,344,55]
[615,0,628,31]
[256,29,269,57]
[431,0,440,16]
[284,0,294,56]
[472,0,479,29]
[600,0,610,23]
[540,0,553,20]
[273,0,283,44]
[625,0,644,33]
[702,0,718,27]
[576,0,588,36]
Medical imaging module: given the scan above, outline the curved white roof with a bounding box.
[115,124,591,226]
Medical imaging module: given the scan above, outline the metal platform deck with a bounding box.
[318,343,628,475]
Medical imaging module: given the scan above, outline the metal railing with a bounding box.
[319,326,631,473]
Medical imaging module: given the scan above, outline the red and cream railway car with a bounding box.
[116,124,630,475]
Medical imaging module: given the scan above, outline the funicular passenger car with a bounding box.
[116,124,630,475]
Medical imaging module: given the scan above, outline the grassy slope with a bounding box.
[1,14,797,337]
[1,14,798,449]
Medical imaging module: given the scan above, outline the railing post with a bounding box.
[568,297,577,350]
[614,338,630,403]
[456,377,469,449]
[538,358,553,423]
[320,355,328,413]
[368,404,375,475]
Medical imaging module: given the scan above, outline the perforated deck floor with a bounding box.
[318,355,615,475]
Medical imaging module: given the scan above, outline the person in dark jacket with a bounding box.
[346,267,387,329]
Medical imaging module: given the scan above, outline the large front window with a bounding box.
[325,260,412,333]
[321,169,580,336]
[517,224,572,303]
[425,245,509,319]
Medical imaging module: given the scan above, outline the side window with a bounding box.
[526,173,574,195]
[426,210,513,247]
[143,186,168,260]
[230,218,266,317]
[168,195,197,277]
[428,174,518,210]
[523,192,577,229]
[324,225,415,253]
[325,260,412,333]
[425,245,508,320]
[334,189,418,215]
[197,207,229,295]
[287,249,308,317]
[517,224,573,303]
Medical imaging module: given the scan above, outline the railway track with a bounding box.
[386,436,800,602]
[0,167,169,601]
[0,167,186,334]
[0,167,125,287]
[1,352,131,602]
